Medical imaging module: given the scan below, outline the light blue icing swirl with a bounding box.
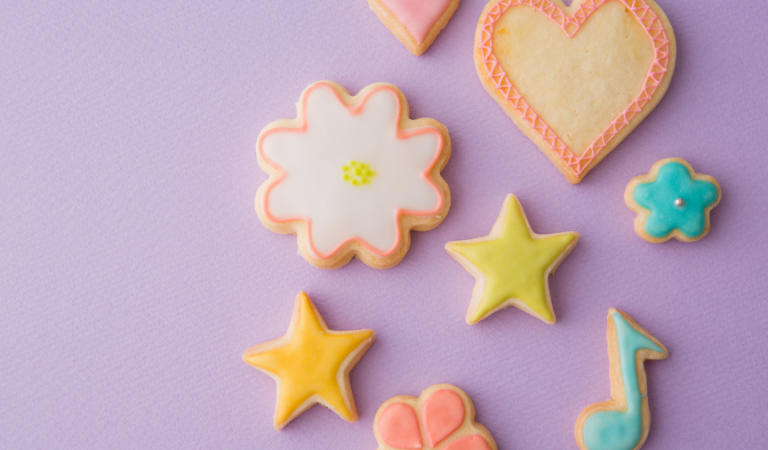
[582,312,663,450]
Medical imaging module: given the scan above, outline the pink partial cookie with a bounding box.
[574,309,668,450]
[374,384,496,450]
[256,81,451,269]
[368,0,461,55]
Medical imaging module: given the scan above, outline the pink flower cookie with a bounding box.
[374,384,496,450]
[256,81,451,269]
[368,0,461,56]
[474,0,676,183]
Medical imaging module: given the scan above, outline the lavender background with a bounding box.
[2,1,767,448]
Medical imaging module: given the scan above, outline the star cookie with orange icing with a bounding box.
[243,292,375,429]
[445,195,578,325]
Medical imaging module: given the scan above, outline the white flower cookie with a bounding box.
[256,81,451,269]
[242,292,375,429]
[474,0,676,183]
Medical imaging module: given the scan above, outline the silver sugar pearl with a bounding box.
[674,198,685,207]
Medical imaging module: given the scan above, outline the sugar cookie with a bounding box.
[474,0,676,183]
[445,194,578,324]
[575,308,668,450]
[368,0,461,55]
[256,81,451,269]
[242,292,375,429]
[374,384,496,450]
[625,157,721,243]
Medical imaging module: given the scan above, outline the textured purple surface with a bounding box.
[2,1,767,449]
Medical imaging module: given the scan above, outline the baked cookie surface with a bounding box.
[368,0,461,55]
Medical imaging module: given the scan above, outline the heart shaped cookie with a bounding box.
[369,0,461,55]
[475,0,676,183]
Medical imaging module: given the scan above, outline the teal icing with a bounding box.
[582,312,663,450]
[633,161,718,239]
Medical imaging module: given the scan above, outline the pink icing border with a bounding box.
[422,389,465,447]
[257,82,445,260]
[378,403,422,449]
[477,0,671,177]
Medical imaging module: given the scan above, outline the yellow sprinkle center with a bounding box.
[342,161,376,186]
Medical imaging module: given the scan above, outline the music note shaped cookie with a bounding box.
[368,0,461,55]
[474,0,676,183]
[242,292,375,429]
[374,384,497,450]
[574,309,668,450]
[625,158,721,243]
[445,194,578,324]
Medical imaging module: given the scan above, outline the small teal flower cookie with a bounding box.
[625,158,721,243]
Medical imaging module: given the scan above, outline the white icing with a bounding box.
[261,84,442,257]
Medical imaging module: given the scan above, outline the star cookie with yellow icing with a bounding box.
[243,292,375,429]
[445,195,579,325]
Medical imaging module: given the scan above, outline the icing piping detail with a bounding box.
[477,0,671,177]
[575,309,668,450]
[422,389,465,447]
[257,82,445,259]
[342,161,376,186]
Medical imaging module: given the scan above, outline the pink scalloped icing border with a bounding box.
[257,82,445,260]
[478,0,670,177]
